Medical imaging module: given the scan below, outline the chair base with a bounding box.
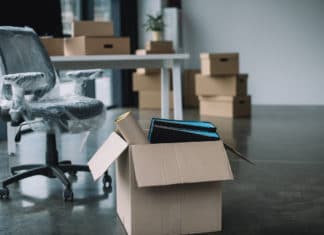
[0,162,112,201]
[0,133,112,201]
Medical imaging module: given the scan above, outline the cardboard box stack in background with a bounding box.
[196,53,251,118]
[65,21,130,55]
[40,37,64,56]
[133,41,174,109]
[183,69,200,108]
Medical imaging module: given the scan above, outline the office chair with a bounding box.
[0,26,111,201]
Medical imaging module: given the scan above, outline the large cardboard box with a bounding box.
[132,72,172,91]
[72,21,114,37]
[201,53,239,76]
[139,91,174,109]
[40,37,64,56]
[145,41,174,53]
[88,132,233,235]
[199,96,251,118]
[183,69,200,108]
[195,74,248,96]
[64,36,130,55]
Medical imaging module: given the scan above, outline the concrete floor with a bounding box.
[0,106,324,235]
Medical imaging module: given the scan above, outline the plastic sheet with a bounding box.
[0,26,106,134]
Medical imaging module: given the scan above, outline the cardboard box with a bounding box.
[199,96,251,118]
[139,91,174,109]
[145,41,174,53]
[64,36,130,55]
[135,49,174,74]
[40,37,64,56]
[88,132,233,235]
[183,69,200,108]
[201,53,239,75]
[195,74,248,96]
[72,21,114,37]
[132,72,172,91]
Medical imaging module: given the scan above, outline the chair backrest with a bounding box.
[0,26,56,98]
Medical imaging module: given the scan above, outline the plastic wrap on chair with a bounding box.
[0,26,106,134]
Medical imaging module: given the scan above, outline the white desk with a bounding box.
[6,54,190,156]
[51,54,190,120]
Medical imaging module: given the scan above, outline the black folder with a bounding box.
[148,118,220,144]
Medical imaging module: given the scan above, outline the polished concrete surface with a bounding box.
[1,106,324,235]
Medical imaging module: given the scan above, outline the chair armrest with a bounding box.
[66,69,104,81]
[3,72,46,91]
[65,69,104,96]
[2,72,45,123]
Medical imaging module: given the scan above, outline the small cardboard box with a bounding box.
[40,37,64,56]
[132,72,172,91]
[195,74,248,96]
[201,53,239,76]
[139,91,174,109]
[199,96,251,118]
[88,132,233,235]
[64,36,130,55]
[145,41,174,53]
[183,69,200,108]
[72,21,114,37]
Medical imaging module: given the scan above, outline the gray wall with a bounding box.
[182,0,324,105]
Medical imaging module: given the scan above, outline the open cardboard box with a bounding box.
[88,132,233,235]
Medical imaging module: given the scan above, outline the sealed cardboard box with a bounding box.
[88,132,233,235]
[40,37,64,56]
[201,53,239,75]
[145,40,174,53]
[195,74,248,96]
[139,91,174,109]
[183,69,200,108]
[64,36,130,55]
[199,96,251,118]
[72,21,114,37]
[132,72,172,91]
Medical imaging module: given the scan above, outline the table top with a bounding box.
[51,53,190,62]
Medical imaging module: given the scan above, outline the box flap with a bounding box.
[131,141,233,188]
[88,132,128,181]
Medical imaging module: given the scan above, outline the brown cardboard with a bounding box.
[72,21,114,37]
[88,132,233,235]
[145,41,174,53]
[183,69,200,108]
[200,53,239,75]
[138,91,174,109]
[40,37,64,56]
[199,96,251,118]
[64,36,130,55]
[195,74,248,96]
[135,49,174,74]
[132,72,172,91]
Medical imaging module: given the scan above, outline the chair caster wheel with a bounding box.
[63,188,74,202]
[0,187,10,200]
[68,171,77,177]
[11,170,17,176]
[103,185,112,195]
[102,174,112,189]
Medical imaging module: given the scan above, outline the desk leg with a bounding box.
[161,67,170,119]
[172,62,183,120]
[7,123,16,155]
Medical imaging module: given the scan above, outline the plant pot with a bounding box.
[152,31,162,41]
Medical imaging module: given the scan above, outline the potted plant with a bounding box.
[144,13,165,41]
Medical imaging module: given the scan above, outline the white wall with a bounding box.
[182,0,324,105]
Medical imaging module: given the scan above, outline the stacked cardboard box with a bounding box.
[65,21,130,55]
[133,41,174,109]
[196,53,251,118]
[41,21,130,56]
